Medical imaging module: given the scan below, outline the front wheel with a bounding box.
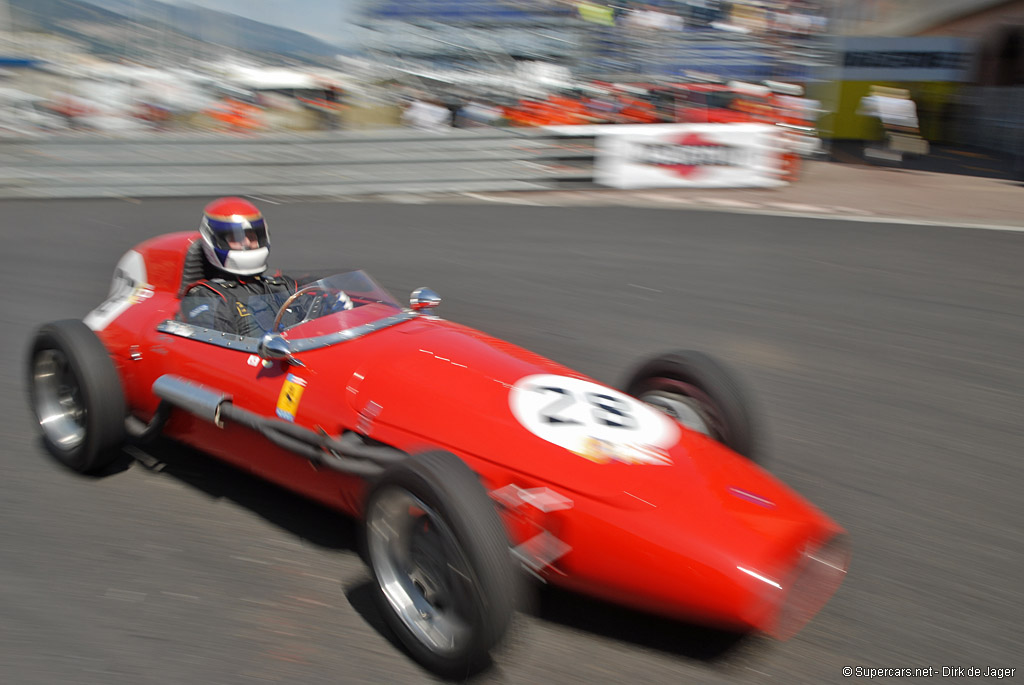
[27,319,127,473]
[364,451,519,677]
[623,351,762,463]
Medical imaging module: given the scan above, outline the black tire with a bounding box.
[27,319,127,473]
[364,450,519,678]
[623,351,761,463]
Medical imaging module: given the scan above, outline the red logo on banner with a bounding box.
[665,133,725,178]
[629,132,742,179]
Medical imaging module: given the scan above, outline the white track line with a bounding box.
[765,201,835,213]
[244,194,281,204]
[697,205,1024,232]
[635,192,695,204]
[397,191,1024,233]
[461,192,543,206]
[695,197,762,208]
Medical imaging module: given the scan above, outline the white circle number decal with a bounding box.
[509,374,679,465]
[83,250,149,332]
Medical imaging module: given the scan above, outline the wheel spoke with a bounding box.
[367,488,472,656]
[33,349,86,450]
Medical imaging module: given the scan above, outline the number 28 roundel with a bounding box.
[509,374,680,466]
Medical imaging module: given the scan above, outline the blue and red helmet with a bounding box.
[199,197,270,275]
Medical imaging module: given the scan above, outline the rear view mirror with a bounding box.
[410,287,441,311]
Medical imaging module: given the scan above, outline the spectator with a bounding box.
[401,96,452,132]
[858,86,928,163]
[459,99,505,127]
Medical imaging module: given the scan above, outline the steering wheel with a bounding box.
[272,285,334,332]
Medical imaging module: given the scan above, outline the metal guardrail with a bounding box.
[0,128,598,199]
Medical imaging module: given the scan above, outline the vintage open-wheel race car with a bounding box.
[27,231,849,677]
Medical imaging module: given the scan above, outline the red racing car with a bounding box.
[27,231,849,676]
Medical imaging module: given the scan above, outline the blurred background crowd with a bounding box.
[1,0,1022,166]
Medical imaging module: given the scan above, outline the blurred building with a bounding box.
[832,0,1023,86]
[911,0,1024,87]
[824,0,1024,163]
[912,0,1024,160]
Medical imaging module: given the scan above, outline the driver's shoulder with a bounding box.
[260,273,296,289]
[184,278,236,299]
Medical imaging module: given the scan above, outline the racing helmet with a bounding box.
[199,197,270,275]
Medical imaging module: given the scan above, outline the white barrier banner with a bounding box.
[590,123,786,189]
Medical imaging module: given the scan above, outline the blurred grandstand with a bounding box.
[353,1,836,86]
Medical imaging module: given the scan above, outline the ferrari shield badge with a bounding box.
[509,374,679,465]
[276,374,307,422]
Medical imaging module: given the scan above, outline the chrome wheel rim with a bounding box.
[33,349,86,451]
[641,389,714,437]
[367,488,473,656]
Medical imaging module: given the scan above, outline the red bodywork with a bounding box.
[90,232,848,639]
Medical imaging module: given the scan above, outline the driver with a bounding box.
[181,197,298,337]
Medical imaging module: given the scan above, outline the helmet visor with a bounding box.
[204,216,269,252]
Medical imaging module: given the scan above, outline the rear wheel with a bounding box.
[624,351,761,462]
[28,319,126,473]
[364,451,519,677]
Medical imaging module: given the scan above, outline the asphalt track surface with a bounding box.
[2,198,1021,684]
